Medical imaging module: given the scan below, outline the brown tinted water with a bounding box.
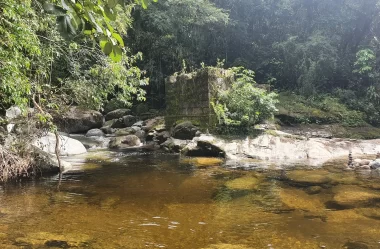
[1,151,380,249]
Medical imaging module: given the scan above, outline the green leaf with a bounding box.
[107,0,118,8]
[112,33,124,47]
[99,36,108,49]
[43,3,67,15]
[103,42,113,55]
[104,6,117,21]
[110,45,122,62]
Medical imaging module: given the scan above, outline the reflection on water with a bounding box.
[1,152,380,248]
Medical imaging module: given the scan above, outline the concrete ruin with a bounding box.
[165,68,234,130]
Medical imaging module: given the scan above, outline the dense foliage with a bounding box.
[0,0,149,114]
[1,0,380,127]
[212,67,278,129]
[128,0,380,125]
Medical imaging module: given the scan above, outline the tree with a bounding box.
[43,0,158,62]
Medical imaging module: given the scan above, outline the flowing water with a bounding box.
[1,151,380,249]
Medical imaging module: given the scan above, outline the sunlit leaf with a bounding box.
[110,45,122,62]
[112,33,124,47]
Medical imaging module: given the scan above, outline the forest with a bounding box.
[1,0,379,122]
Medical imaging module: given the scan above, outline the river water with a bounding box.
[1,151,380,249]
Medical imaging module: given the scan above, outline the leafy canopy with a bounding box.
[43,0,158,62]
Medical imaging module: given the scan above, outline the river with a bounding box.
[0,150,379,248]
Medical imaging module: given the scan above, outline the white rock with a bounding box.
[6,106,21,120]
[34,132,87,156]
[6,124,15,133]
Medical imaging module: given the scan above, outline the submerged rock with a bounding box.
[279,187,326,212]
[285,170,331,186]
[342,241,369,249]
[15,232,90,248]
[201,244,254,249]
[225,176,260,190]
[331,185,380,208]
[181,157,224,168]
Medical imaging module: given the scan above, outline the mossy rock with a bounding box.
[181,157,224,168]
[331,185,380,208]
[279,187,326,212]
[286,170,331,186]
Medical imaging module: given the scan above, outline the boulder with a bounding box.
[109,135,141,149]
[369,159,380,169]
[142,117,165,132]
[86,128,104,137]
[161,138,189,153]
[6,106,22,120]
[135,130,146,140]
[110,118,125,129]
[183,140,226,158]
[33,147,72,173]
[54,107,103,134]
[114,127,135,136]
[132,121,144,127]
[34,132,87,156]
[156,131,170,144]
[131,126,141,133]
[172,121,199,140]
[105,109,131,121]
[122,115,137,127]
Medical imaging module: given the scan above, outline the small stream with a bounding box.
[1,151,380,248]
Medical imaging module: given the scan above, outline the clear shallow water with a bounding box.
[1,152,380,248]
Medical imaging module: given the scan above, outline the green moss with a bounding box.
[276,92,367,127]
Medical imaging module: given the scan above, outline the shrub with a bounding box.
[212,67,278,131]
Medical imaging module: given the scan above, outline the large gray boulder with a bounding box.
[182,140,226,158]
[123,115,137,127]
[34,132,87,156]
[54,107,103,134]
[172,121,199,140]
[33,147,72,173]
[161,138,189,153]
[105,109,131,121]
[109,135,141,149]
